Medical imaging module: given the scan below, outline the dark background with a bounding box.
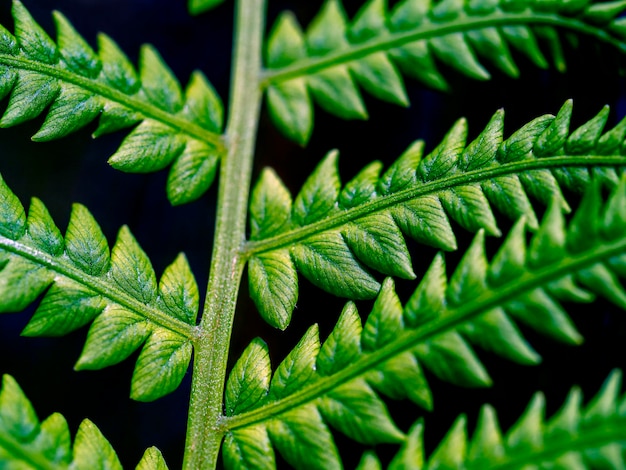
[0,0,624,468]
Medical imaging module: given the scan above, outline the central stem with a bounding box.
[182,0,265,467]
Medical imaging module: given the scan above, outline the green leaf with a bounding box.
[431,33,490,80]
[342,213,415,280]
[131,330,192,402]
[0,174,197,402]
[266,80,313,146]
[65,203,110,276]
[136,447,169,470]
[1,74,59,127]
[340,161,382,208]
[349,53,408,106]
[53,11,101,78]
[0,375,130,469]
[388,420,425,469]
[97,33,139,94]
[291,232,380,300]
[467,27,519,77]
[0,174,26,240]
[109,121,186,173]
[318,379,405,444]
[293,151,340,226]
[182,71,223,133]
[166,141,220,206]
[71,420,123,470]
[356,451,382,470]
[307,67,367,120]
[0,2,225,203]
[269,326,320,401]
[75,306,152,370]
[306,0,349,55]
[227,179,626,465]
[440,185,500,236]
[12,0,58,64]
[26,197,64,255]
[381,370,626,468]
[362,278,404,351]
[416,332,492,387]
[139,45,183,113]
[158,253,199,325]
[246,103,626,328]
[0,375,39,441]
[266,12,306,67]
[32,85,101,141]
[267,405,341,470]
[226,338,271,416]
[317,303,362,376]
[110,226,158,304]
[428,416,468,468]
[22,279,105,337]
[250,168,293,240]
[248,251,298,330]
[368,352,433,410]
[0,258,53,312]
[264,0,621,141]
[223,427,275,470]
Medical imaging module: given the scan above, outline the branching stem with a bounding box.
[182,0,265,467]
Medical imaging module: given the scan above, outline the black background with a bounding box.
[0,0,625,468]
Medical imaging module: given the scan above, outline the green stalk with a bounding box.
[182,0,265,467]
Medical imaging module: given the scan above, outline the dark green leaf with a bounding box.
[269,326,320,400]
[131,330,192,402]
[292,232,380,300]
[75,306,151,370]
[318,379,404,444]
[268,405,341,470]
[226,338,271,416]
[158,253,199,325]
[249,251,298,330]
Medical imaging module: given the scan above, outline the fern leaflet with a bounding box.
[263,0,626,144]
[0,0,225,205]
[245,101,626,329]
[358,370,626,469]
[222,177,626,469]
[0,173,200,402]
[0,374,170,469]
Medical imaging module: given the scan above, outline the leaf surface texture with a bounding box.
[225,177,626,469]
[246,102,626,328]
[0,1,225,204]
[361,369,626,469]
[0,174,199,402]
[264,0,626,143]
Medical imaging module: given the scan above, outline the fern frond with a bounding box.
[245,101,626,329]
[358,369,626,469]
[0,0,225,205]
[223,177,626,469]
[263,0,626,144]
[0,173,199,402]
[0,374,170,469]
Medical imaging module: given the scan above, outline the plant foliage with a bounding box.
[264,0,626,144]
[247,100,626,329]
[223,178,626,469]
[0,1,225,205]
[0,373,170,469]
[0,172,198,402]
[358,369,626,469]
[0,0,624,468]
